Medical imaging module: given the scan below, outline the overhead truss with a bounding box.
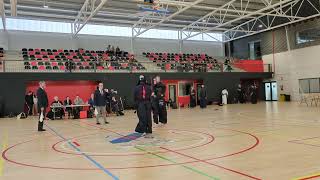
[72,0,108,37]
[132,0,205,38]
[223,0,320,41]
[0,0,5,30]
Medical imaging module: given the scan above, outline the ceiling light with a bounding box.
[43,5,49,8]
[43,0,48,8]
[258,24,263,28]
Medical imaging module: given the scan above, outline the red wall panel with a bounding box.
[26,81,97,105]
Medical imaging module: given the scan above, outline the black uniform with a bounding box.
[25,93,34,115]
[134,81,152,134]
[36,87,48,131]
[153,82,167,124]
[237,87,245,103]
[190,89,196,108]
[250,85,258,104]
[199,87,207,108]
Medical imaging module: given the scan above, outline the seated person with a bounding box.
[111,92,124,116]
[87,93,94,118]
[47,96,64,120]
[64,96,72,119]
[73,95,84,119]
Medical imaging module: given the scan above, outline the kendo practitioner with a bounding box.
[250,83,258,104]
[237,84,245,104]
[199,84,207,108]
[36,81,48,131]
[134,75,153,138]
[153,75,167,125]
[190,87,196,108]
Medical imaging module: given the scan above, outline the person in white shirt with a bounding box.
[222,88,228,105]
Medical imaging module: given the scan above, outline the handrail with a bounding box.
[0,59,273,73]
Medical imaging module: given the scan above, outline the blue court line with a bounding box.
[45,123,119,180]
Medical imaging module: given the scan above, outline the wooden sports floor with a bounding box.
[1,102,320,180]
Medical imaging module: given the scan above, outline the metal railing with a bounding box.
[0,59,273,73]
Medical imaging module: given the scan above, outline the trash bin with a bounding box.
[280,94,285,102]
[285,95,291,101]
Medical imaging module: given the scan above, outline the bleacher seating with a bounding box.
[142,52,225,72]
[22,48,146,71]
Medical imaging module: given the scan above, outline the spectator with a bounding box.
[25,91,34,115]
[64,96,72,119]
[94,83,109,124]
[73,95,84,119]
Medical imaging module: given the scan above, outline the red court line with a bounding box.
[298,175,320,180]
[2,121,259,171]
[161,147,262,180]
[73,141,80,147]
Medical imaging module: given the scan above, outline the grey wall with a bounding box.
[231,28,288,59]
[0,30,224,57]
[0,72,272,115]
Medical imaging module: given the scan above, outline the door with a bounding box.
[265,83,271,101]
[264,82,278,101]
[271,82,278,100]
[168,84,177,103]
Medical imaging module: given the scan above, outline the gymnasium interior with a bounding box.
[0,0,320,179]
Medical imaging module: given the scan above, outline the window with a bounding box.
[79,24,131,37]
[179,82,193,96]
[6,18,71,33]
[299,79,310,93]
[299,78,320,93]
[138,28,178,40]
[309,78,320,93]
[296,26,320,44]
[0,18,3,30]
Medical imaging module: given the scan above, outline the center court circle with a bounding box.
[52,129,215,156]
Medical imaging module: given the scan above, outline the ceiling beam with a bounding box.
[0,0,6,30]
[73,0,108,37]
[133,0,205,37]
[182,0,294,40]
[10,0,17,16]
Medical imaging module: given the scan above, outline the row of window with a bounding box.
[0,18,222,42]
[299,78,320,93]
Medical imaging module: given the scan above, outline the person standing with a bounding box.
[237,84,244,103]
[94,82,109,125]
[134,75,153,138]
[250,83,258,104]
[190,87,196,108]
[221,88,229,105]
[153,75,167,125]
[73,95,84,119]
[36,81,48,131]
[199,84,207,108]
[25,91,34,115]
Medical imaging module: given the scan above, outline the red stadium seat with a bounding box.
[38,65,45,70]
[60,66,65,70]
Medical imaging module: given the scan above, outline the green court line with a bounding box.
[134,146,220,180]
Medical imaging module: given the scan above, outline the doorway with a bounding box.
[168,84,177,103]
[265,82,278,101]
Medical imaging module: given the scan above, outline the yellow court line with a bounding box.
[292,172,320,180]
[0,132,8,176]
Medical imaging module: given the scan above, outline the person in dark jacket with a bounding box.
[94,82,109,125]
[199,84,207,108]
[237,84,245,103]
[64,96,72,119]
[36,81,48,131]
[250,83,258,104]
[134,75,153,138]
[25,91,34,115]
[153,75,167,125]
[190,87,196,108]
